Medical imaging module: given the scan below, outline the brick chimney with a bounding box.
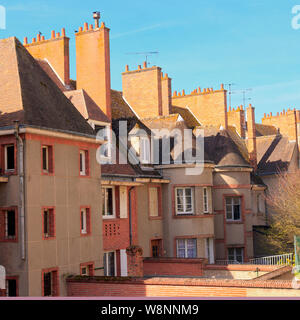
[75,21,111,118]
[246,104,257,169]
[24,28,70,86]
[122,64,164,118]
[161,73,172,116]
[126,245,143,277]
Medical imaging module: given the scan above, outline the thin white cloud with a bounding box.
[111,21,177,39]
[6,2,52,12]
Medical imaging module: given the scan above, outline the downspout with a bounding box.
[14,121,25,260]
[128,186,135,246]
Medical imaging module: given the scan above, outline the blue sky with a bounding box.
[1,0,300,122]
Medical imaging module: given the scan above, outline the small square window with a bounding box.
[0,209,17,241]
[80,263,94,276]
[225,197,241,221]
[175,187,194,215]
[176,239,197,258]
[102,187,115,218]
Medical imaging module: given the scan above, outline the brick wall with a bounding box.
[75,22,111,118]
[122,65,163,118]
[66,276,299,297]
[227,106,245,138]
[262,109,297,142]
[172,86,227,128]
[143,258,204,277]
[24,29,70,85]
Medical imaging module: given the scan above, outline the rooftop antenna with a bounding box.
[224,83,236,109]
[231,88,252,109]
[125,51,159,67]
[93,11,101,28]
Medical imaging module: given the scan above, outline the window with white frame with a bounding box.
[176,239,197,258]
[140,137,151,164]
[80,207,90,235]
[175,187,194,215]
[4,144,15,171]
[203,187,208,213]
[225,197,241,221]
[103,251,116,276]
[102,187,115,218]
[227,247,244,263]
[79,150,89,176]
[257,194,264,213]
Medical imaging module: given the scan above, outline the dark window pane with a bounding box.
[80,153,83,172]
[42,147,48,171]
[108,252,115,276]
[7,279,17,296]
[107,188,113,215]
[43,272,51,296]
[44,211,49,235]
[233,205,240,220]
[6,145,14,170]
[7,210,15,237]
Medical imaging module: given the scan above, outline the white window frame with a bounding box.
[225,197,241,221]
[175,187,194,215]
[102,186,115,219]
[4,144,15,172]
[80,150,86,176]
[203,187,208,213]
[227,247,244,263]
[140,136,151,164]
[81,208,87,234]
[103,251,116,276]
[176,239,197,258]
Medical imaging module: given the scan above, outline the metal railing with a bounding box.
[249,253,294,266]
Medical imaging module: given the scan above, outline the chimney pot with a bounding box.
[61,28,66,37]
[32,38,36,43]
[143,61,147,68]
[23,37,28,45]
[125,65,129,72]
[51,30,55,39]
[84,22,88,31]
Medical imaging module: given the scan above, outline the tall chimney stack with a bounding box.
[246,104,257,170]
[75,14,111,118]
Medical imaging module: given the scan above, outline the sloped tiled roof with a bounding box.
[36,59,67,92]
[0,37,94,135]
[255,123,278,137]
[111,90,136,119]
[171,105,201,127]
[201,126,250,167]
[256,135,296,174]
[64,89,110,123]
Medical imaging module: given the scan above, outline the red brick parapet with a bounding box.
[126,245,143,277]
[204,264,281,272]
[66,275,294,291]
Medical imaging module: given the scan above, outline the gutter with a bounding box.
[14,121,26,260]
[128,186,135,246]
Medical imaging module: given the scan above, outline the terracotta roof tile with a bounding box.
[0,37,94,136]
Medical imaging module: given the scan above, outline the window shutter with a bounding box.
[48,146,53,173]
[86,208,91,234]
[115,186,120,218]
[85,150,89,175]
[103,253,107,276]
[119,186,128,218]
[50,209,55,237]
[0,211,5,240]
